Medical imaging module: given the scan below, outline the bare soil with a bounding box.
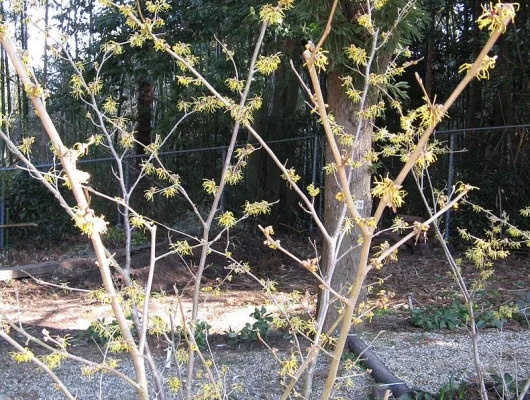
[1,232,530,399]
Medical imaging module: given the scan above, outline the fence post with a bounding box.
[444,132,455,241]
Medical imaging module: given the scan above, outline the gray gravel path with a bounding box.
[1,330,529,399]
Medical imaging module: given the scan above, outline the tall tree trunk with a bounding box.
[136,79,154,156]
[320,70,373,333]
[0,3,6,147]
[133,79,154,214]
[466,0,483,132]
[40,0,50,160]
[424,7,436,99]
[493,35,513,127]
[21,0,28,136]
[5,45,12,165]
[247,39,300,223]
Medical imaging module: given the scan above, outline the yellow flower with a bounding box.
[307,183,320,197]
[100,41,123,55]
[217,211,237,229]
[371,175,406,212]
[202,179,218,195]
[259,4,285,25]
[73,208,109,238]
[255,53,281,75]
[153,38,167,52]
[374,0,387,10]
[278,0,294,9]
[417,99,446,128]
[477,2,519,33]
[17,136,35,155]
[87,77,102,95]
[172,42,192,56]
[167,377,181,394]
[281,167,301,186]
[344,44,367,66]
[458,55,497,80]
[314,49,329,72]
[279,352,299,377]
[358,14,374,34]
[243,200,272,216]
[335,192,345,202]
[9,347,33,363]
[323,162,338,175]
[103,97,117,114]
[225,77,245,92]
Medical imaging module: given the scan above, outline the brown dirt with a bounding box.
[1,233,530,399]
[1,232,530,333]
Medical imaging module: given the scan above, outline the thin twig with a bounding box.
[0,330,76,400]
[0,313,141,389]
[314,0,339,55]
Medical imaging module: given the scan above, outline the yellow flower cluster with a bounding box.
[477,2,519,33]
[255,53,281,75]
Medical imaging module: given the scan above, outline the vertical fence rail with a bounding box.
[444,132,455,240]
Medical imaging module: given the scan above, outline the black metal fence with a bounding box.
[398,124,530,238]
[0,134,323,248]
[2,124,530,248]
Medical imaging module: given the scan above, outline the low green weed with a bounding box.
[104,226,148,248]
[396,376,466,400]
[516,291,530,327]
[410,300,467,330]
[225,306,273,344]
[491,372,520,399]
[177,320,211,349]
[411,300,512,330]
[438,375,467,400]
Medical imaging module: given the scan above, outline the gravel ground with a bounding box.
[370,330,530,393]
[0,341,368,399]
[0,329,529,399]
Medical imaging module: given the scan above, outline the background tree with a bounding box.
[295,0,424,332]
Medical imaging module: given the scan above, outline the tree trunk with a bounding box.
[320,70,373,333]
[133,79,154,214]
[466,0,484,133]
[493,35,513,127]
[40,0,50,161]
[424,7,436,99]
[136,79,154,156]
[247,39,300,223]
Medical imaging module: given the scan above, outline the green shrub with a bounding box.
[225,307,273,344]
[411,300,509,330]
[176,320,211,349]
[5,171,76,243]
[104,226,148,248]
[410,300,468,330]
[238,306,273,341]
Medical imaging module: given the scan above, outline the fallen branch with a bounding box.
[347,334,410,399]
